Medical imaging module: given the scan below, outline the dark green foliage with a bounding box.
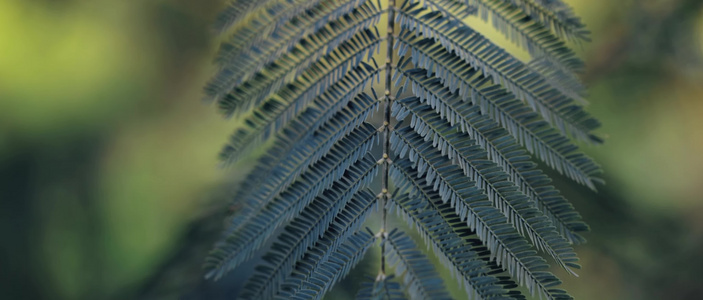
[390,95,590,243]
[392,66,602,189]
[384,229,452,300]
[394,1,601,144]
[356,275,408,300]
[390,126,581,274]
[241,189,378,299]
[278,230,376,299]
[203,0,603,299]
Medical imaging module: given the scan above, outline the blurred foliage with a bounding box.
[1,0,702,299]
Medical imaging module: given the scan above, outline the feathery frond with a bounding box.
[277,230,376,299]
[212,0,272,32]
[224,120,378,235]
[389,183,530,299]
[205,137,379,278]
[384,229,451,300]
[226,92,381,236]
[207,0,377,101]
[219,54,382,164]
[407,0,586,87]
[386,188,513,299]
[356,275,407,300]
[241,189,377,299]
[218,27,383,117]
[464,0,589,102]
[394,3,601,143]
[391,95,589,243]
[391,126,580,273]
[467,0,590,42]
[391,67,602,189]
[202,0,604,299]
[388,159,569,299]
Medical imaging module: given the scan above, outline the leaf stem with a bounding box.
[380,0,396,277]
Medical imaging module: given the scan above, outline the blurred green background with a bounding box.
[1,0,702,299]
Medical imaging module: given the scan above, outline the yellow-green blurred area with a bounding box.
[1,0,702,299]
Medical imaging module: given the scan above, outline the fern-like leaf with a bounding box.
[226,92,380,237]
[387,153,569,299]
[389,160,524,299]
[220,60,381,164]
[386,189,515,299]
[391,126,580,273]
[394,4,600,143]
[411,0,587,100]
[205,137,379,278]
[277,230,376,299]
[384,229,452,300]
[224,121,378,237]
[218,9,384,117]
[212,0,271,32]
[406,0,477,19]
[391,96,589,243]
[392,67,602,189]
[203,0,603,298]
[210,0,327,95]
[213,0,314,33]
[391,162,536,300]
[241,189,377,299]
[356,275,408,300]
[206,0,375,101]
[468,0,590,42]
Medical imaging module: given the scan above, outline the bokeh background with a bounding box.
[1,0,702,299]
